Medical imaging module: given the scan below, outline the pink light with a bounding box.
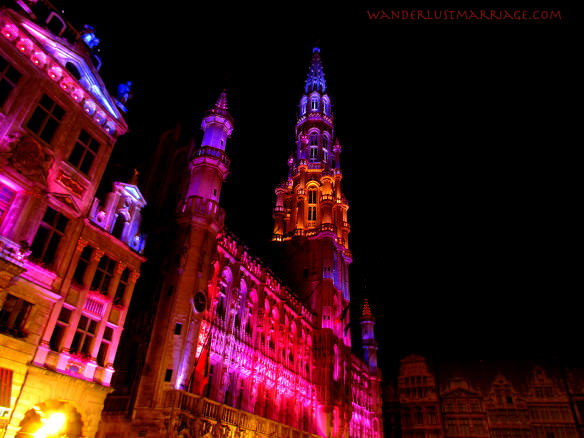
[0,174,23,192]
[1,23,18,41]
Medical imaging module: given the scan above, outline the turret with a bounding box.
[361,299,378,368]
[185,91,233,207]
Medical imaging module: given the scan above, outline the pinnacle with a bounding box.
[215,89,228,111]
[362,299,373,319]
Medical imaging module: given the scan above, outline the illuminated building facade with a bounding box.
[0,2,145,438]
[383,355,584,438]
[98,48,384,438]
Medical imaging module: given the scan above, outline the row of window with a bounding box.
[73,245,129,303]
[300,96,331,116]
[0,292,113,366]
[50,307,114,366]
[0,54,102,178]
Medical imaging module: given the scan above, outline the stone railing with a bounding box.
[163,390,322,438]
[178,196,226,224]
[0,234,29,266]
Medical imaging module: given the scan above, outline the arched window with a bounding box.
[323,98,330,115]
[307,188,317,224]
[309,132,318,145]
[300,97,307,115]
[310,96,319,111]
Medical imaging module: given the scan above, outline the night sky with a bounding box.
[54,2,574,376]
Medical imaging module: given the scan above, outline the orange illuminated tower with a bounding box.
[272,47,352,345]
[272,46,371,438]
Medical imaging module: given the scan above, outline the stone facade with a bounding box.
[383,355,584,438]
[1,3,145,437]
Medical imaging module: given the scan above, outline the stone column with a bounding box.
[33,238,88,367]
[56,248,103,373]
[101,269,139,386]
[85,261,126,381]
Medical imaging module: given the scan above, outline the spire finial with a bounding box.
[215,89,228,111]
[129,168,139,186]
[305,47,326,94]
[362,298,374,320]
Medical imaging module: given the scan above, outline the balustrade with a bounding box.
[178,195,226,224]
[163,390,320,438]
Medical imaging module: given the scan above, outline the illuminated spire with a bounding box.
[215,89,228,112]
[305,47,326,94]
[362,298,374,321]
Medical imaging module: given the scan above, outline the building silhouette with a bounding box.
[383,355,584,438]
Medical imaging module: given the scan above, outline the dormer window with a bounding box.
[300,97,307,115]
[310,97,319,111]
[323,98,330,116]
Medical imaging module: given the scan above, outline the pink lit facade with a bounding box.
[1,3,145,437]
[98,48,384,438]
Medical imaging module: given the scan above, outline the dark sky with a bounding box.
[54,2,575,375]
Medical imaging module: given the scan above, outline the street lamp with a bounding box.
[32,412,66,438]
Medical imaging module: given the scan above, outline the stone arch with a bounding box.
[16,400,84,438]
[220,266,233,287]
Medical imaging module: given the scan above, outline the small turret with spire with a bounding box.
[185,90,233,204]
[361,298,378,368]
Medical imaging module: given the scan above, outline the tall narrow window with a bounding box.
[73,245,92,286]
[309,147,318,161]
[68,130,100,175]
[97,326,113,366]
[308,188,317,224]
[311,97,319,111]
[26,94,65,144]
[309,133,318,145]
[49,306,72,351]
[114,268,129,305]
[70,315,97,355]
[0,183,15,226]
[0,55,21,108]
[0,294,32,338]
[300,98,307,115]
[91,255,116,294]
[30,207,69,268]
[323,99,330,115]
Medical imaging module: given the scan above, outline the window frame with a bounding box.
[26,93,66,145]
[49,305,72,351]
[91,255,116,294]
[70,314,98,356]
[0,54,22,110]
[0,293,33,338]
[29,206,69,268]
[0,183,16,226]
[68,129,101,176]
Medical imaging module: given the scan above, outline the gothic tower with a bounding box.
[272,47,351,345]
[130,92,232,426]
[272,46,354,438]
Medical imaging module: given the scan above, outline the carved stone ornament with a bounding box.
[5,134,54,184]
